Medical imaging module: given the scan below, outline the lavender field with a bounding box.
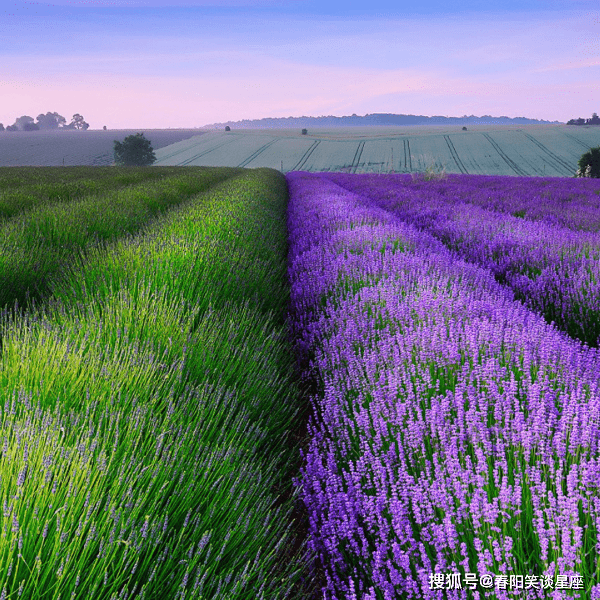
[2,164,600,599]
[287,171,600,599]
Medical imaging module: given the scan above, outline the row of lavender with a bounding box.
[287,172,600,600]
[334,173,600,232]
[323,172,600,348]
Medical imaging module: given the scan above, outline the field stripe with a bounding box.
[405,139,412,171]
[351,141,365,174]
[443,135,468,174]
[520,131,574,176]
[177,138,241,166]
[292,140,321,171]
[482,132,528,176]
[237,138,280,168]
[562,131,595,151]
[155,137,235,162]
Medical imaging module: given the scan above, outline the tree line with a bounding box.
[567,112,600,126]
[0,112,90,131]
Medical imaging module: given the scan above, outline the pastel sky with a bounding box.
[1,0,598,129]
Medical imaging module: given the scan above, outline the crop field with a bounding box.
[3,125,600,178]
[0,129,205,167]
[152,125,600,177]
[1,162,600,599]
[0,165,319,599]
[287,170,600,600]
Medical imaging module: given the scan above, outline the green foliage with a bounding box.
[575,146,600,178]
[113,132,157,167]
[411,153,448,182]
[0,168,316,599]
[0,167,238,312]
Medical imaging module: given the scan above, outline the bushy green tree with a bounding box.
[575,146,600,178]
[113,132,157,167]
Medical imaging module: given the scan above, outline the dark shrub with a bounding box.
[225,125,231,131]
[113,132,157,167]
[301,129,308,135]
[576,146,600,178]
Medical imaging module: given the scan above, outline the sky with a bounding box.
[1,0,598,129]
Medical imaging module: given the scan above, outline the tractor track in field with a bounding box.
[351,141,365,173]
[562,131,594,151]
[482,132,529,177]
[237,139,280,168]
[176,138,240,166]
[520,131,574,176]
[404,139,412,171]
[444,135,468,174]
[293,140,321,171]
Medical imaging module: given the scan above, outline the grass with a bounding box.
[0,167,319,598]
[0,167,241,315]
[0,166,214,220]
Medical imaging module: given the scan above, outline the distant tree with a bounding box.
[69,113,90,130]
[225,125,231,131]
[575,146,600,178]
[103,125,107,131]
[23,121,40,131]
[567,118,585,125]
[6,125,18,132]
[301,128,308,135]
[113,132,156,166]
[588,112,600,125]
[0,123,4,132]
[462,126,467,130]
[11,115,36,131]
[36,112,67,129]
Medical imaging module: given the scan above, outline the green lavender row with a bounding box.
[0,166,220,221]
[0,167,242,312]
[0,167,316,599]
[0,166,194,193]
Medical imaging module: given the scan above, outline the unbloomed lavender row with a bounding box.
[322,172,600,348]
[287,172,600,600]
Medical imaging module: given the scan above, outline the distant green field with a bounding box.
[153,125,600,177]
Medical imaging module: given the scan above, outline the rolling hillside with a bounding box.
[153,125,600,177]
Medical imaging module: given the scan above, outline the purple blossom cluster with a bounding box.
[287,172,600,600]
[328,173,600,232]
[322,173,600,347]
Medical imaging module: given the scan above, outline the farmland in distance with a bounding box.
[153,124,600,177]
[0,128,205,167]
